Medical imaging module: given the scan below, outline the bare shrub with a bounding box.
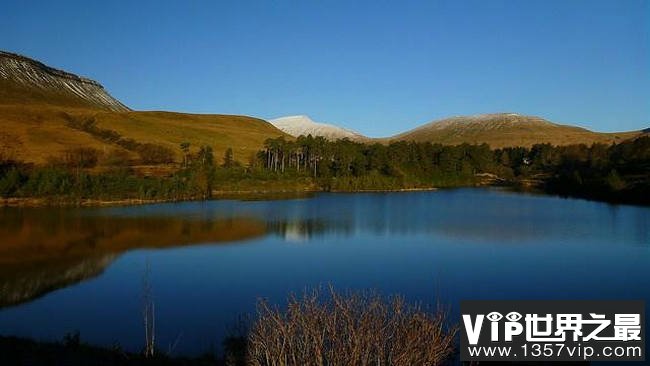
[248,287,457,366]
[142,262,155,358]
[62,147,99,169]
[137,143,175,165]
[0,132,23,163]
[101,149,131,167]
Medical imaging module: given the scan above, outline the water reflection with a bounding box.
[102,189,650,245]
[0,189,648,355]
[269,219,340,242]
[0,255,116,307]
[2,189,649,307]
[0,209,268,307]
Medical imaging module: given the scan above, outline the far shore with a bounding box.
[3,183,646,208]
[330,187,438,193]
[0,186,442,208]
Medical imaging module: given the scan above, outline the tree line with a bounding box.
[253,135,649,202]
[64,114,175,164]
[0,133,648,205]
[0,142,238,201]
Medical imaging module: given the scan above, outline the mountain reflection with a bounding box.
[2,190,647,307]
[108,191,620,244]
[0,254,116,308]
[0,209,268,307]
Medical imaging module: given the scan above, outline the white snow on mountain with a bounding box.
[405,113,556,132]
[0,51,129,111]
[269,115,367,141]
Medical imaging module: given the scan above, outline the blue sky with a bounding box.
[1,0,648,136]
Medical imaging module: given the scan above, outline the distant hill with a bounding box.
[0,51,286,165]
[270,113,641,148]
[270,115,368,141]
[1,51,643,165]
[390,113,641,148]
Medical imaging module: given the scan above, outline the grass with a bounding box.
[2,55,643,166]
[2,88,642,169]
[90,110,287,165]
[1,56,286,166]
[0,103,287,166]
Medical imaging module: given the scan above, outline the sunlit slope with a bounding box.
[0,105,113,164]
[92,110,286,163]
[391,113,641,148]
[0,105,286,164]
[0,51,287,164]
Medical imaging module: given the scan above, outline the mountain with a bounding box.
[0,51,128,111]
[1,50,642,165]
[269,115,368,141]
[391,113,641,148]
[0,51,286,165]
[270,113,641,148]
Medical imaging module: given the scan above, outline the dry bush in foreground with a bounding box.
[247,288,457,366]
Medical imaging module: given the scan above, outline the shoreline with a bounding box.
[0,187,440,208]
[2,184,647,208]
[1,197,179,208]
[329,187,438,193]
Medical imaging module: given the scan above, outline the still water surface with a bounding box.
[0,189,648,355]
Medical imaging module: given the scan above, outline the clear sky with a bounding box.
[1,0,648,136]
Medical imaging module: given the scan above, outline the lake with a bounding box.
[0,188,649,356]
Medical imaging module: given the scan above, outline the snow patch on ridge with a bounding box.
[0,51,129,111]
[407,113,555,133]
[269,115,366,141]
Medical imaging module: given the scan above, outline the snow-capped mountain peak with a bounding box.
[269,115,366,141]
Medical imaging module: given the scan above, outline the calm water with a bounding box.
[0,189,648,355]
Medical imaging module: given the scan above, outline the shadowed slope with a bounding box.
[0,51,128,111]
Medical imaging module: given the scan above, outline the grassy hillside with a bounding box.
[390,113,641,148]
[93,110,283,164]
[1,51,643,169]
[0,51,288,167]
[0,104,287,166]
